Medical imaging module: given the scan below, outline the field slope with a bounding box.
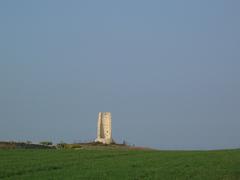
[0,148,239,180]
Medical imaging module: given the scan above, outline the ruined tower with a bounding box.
[95,112,112,144]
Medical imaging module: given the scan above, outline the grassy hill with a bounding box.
[0,147,239,179]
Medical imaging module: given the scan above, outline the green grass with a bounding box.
[0,148,240,180]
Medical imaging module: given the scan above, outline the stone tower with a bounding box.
[95,112,112,144]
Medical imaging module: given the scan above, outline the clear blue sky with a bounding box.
[0,0,239,150]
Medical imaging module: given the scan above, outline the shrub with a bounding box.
[26,140,32,144]
[39,141,53,146]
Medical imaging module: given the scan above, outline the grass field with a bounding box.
[0,148,239,180]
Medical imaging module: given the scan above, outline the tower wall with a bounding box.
[95,112,112,144]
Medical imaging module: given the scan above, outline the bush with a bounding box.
[56,142,82,149]
[39,141,53,146]
[26,141,32,144]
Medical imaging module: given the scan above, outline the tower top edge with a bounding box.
[99,112,111,114]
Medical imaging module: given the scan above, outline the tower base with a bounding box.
[95,138,112,144]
